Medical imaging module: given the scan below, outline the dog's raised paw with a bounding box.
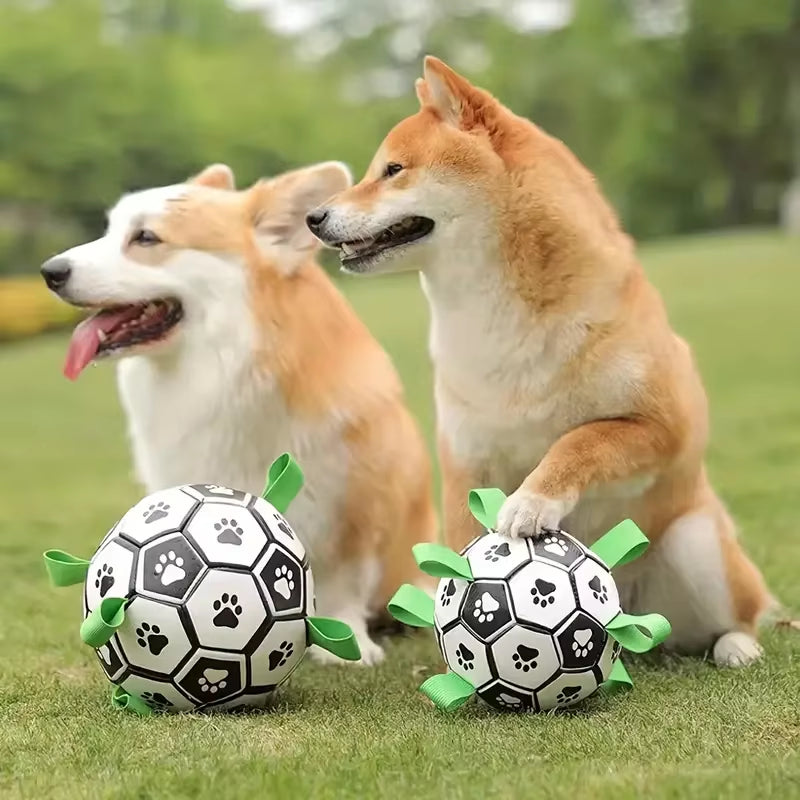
[495,489,573,539]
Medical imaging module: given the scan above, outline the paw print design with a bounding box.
[530,577,556,607]
[495,692,523,710]
[94,564,114,597]
[571,629,594,658]
[212,593,242,629]
[153,551,186,586]
[143,501,170,524]
[543,535,570,558]
[511,644,539,672]
[268,640,295,670]
[141,691,173,710]
[473,591,500,624]
[214,517,243,546]
[197,667,228,694]
[455,642,475,670]
[274,514,295,539]
[440,579,457,607]
[588,575,608,603]
[135,622,169,655]
[556,685,582,705]
[203,485,234,496]
[273,565,295,600]
[484,542,511,562]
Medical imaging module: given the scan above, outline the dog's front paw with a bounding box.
[496,488,575,539]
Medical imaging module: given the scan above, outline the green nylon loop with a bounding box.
[599,659,634,695]
[42,549,90,587]
[80,597,126,648]
[419,672,475,711]
[606,611,672,653]
[412,543,473,580]
[467,488,507,531]
[387,584,435,628]
[111,686,153,716]
[306,616,361,661]
[590,519,650,569]
[262,453,304,514]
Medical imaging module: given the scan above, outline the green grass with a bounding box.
[1,230,799,799]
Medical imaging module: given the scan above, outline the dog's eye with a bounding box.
[130,229,162,247]
[383,163,404,178]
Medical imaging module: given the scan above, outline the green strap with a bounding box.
[306,616,361,661]
[606,612,672,653]
[467,488,507,530]
[419,672,475,711]
[80,597,126,648]
[412,543,473,580]
[387,584,435,628]
[600,659,634,695]
[43,549,90,587]
[262,453,304,514]
[111,686,153,716]
[590,519,650,568]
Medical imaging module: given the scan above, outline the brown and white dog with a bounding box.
[307,57,772,667]
[41,162,436,664]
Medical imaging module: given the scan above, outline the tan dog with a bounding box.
[307,57,772,667]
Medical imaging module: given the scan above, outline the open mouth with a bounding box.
[63,298,183,381]
[336,216,434,270]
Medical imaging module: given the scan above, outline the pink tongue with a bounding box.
[63,307,142,381]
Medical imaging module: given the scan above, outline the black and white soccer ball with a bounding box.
[434,529,622,712]
[84,483,313,712]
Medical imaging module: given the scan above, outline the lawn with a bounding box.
[1,230,799,799]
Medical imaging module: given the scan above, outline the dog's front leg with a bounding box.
[496,417,676,539]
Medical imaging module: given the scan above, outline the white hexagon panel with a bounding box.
[572,558,620,626]
[529,530,586,571]
[433,576,469,633]
[248,618,307,688]
[477,680,535,712]
[175,649,247,705]
[304,568,316,617]
[182,484,252,507]
[85,538,136,611]
[535,670,600,711]
[115,487,199,546]
[464,532,532,580]
[184,502,268,568]
[249,497,306,565]
[184,570,268,651]
[136,533,206,603]
[441,626,493,689]
[508,561,576,631]
[597,635,622,682]
[118,674,196,712]
[116,595,193,675]
[490,624,560,692]
[254,544,305,618]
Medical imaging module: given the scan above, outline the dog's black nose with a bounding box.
[40,257,72,293]
[305,208,329,233]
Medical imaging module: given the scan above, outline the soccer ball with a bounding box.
[433,529,622,712]
[84,481,313,712]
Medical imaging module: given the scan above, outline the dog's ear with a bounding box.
[189,163,235,190]
[419,56,492,131]
[249,161,351,267]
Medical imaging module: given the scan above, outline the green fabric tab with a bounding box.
[419,672,475,711]
[467,488,507,530]
[600,659,634,695]
[306,616,361,661]
[43,549,90,587]
[606,611,672,653]
[590,519,650,569]
[412,543,473,580]
[80,597,126,648]
[387,584,435,628]
[111,686,153,716]
[262,453,304,514]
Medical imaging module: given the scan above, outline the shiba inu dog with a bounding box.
[41,161,436,664]
[307,57,772,667]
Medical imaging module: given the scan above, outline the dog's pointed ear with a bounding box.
[249,161,351,268]
[189,163,235,190]
[419,56,490,131]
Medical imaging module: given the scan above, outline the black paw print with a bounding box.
[530,578,556,606]
[455,642,475,670]
[511,643,539,672]
[214,518,243,546]
[268,640,295,670]
[556,685,582,705]
[141,691,173,710]
[274,514,295,539]
[95,564,114,597]
[484,542,511,562]
[588,575,608,603]
[136,622,169,655]
[212,593,242,629]
[440,579,457,607]
[143,501,170,524]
